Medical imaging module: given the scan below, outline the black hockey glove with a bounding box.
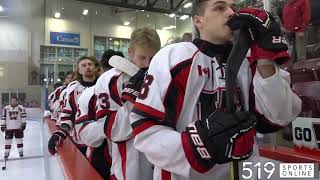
[21,123,26,131]
[183,111,257,171]
[227,8,289,64]
[121,68,148,103]
[48,129,67,155]
[1,125,5,132]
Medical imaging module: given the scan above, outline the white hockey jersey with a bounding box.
[129,40,302,180]
[1,105,26,130]
[50,86,65,121]
[48,92,54,110]
[95,69,153,180]
[54,87,68,126]
[74,86,97,145]
[60,80,96,143]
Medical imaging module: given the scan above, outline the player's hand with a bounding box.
[21,123,26,131]
[48,129,67,155]
[1,125,6,132]
[227,8,289,65]
[121,68,148,103]
[182,111,257,170]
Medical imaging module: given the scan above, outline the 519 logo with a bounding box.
[241,161,276,179]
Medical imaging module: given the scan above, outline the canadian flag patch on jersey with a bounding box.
[197,65,210,78]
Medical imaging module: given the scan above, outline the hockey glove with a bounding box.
[1,125,5,132]
[227,8,289,65]
[21,123,26,131]
[48,129,67,155]
[121,68,148,103]
[182,111,257,171]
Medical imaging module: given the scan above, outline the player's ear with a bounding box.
[193,15,203,32]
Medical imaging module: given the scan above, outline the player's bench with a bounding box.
[45,118,103,180]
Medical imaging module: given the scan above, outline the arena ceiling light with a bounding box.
[162,25,176,30]
[83,9,88,15]
[169,13,175,18]
[0,5,3,12]
[54,12,61,18]
[179,15,189,20]
[183,2,192,8]
[123,21,130,26]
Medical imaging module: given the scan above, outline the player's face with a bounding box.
[10,99,18,107]
[129,46,156,69]
[78,59,96,78]
[64,74,73,84]
[193,0,236,44]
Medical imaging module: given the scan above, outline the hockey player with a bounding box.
[50,71,74,126]
[74,50,122,179]
[48,56,99,156]
[84,27,160,180]
[129,1,302,180]
[48,82,63,111]
[1,96,27,158]
[48,82,63,120]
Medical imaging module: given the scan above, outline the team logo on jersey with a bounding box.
[9,111,19,120]
[197,65,210,78]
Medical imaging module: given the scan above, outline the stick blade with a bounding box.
[109,55,139,76]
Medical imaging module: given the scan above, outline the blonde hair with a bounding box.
[129,27,161,52]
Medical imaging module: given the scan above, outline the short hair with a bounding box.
[191,0,211,38]
[115,51,125,58]
[11,96,18,100]
[65,71,74,77]
[75,56,99,82]
[101,49,116,70]
[191,0,210,17]
[129,27,161,52]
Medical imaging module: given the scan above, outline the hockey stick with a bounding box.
[109,55,139,77]
[225,29,250,180]
[225,29,249,113]
[2,157,7,170]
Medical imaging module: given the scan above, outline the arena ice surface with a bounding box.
[0,109,64,180]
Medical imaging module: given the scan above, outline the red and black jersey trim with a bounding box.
[131,103,168,135]
[69,91,77,122]
[2,108,6,119]
[132,102,165,120]
[131,118,159,136]
[109,75,122,106]
[103,111,117,139]
[75,116,94,125]
[163,58,193,127]
[87,94,96,120]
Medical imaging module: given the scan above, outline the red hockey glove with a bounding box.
[48,129,67,155]
[182,111,257,172]
[227,8,289,65]
[121,68,148,103]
